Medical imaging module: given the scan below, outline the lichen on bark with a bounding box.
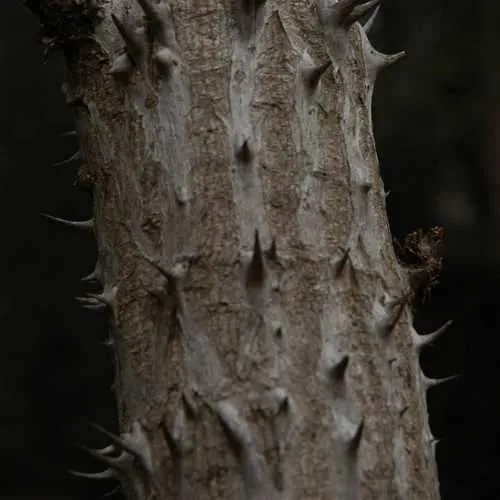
[31,0,446,498]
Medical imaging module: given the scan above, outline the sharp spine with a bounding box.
[53,151,80,167]
[68,468,115,480]
[302,61,331,95]
[245,229,266,289]
[41,213,93,230]
[414,320,453,351]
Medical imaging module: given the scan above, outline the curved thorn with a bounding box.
[53,151,80,167]
[321,0,379,28]
[414,320,453,351]
[81,287,117,307]
[93,444,117,455]
[373,293,407,336]
[91,423,143,460]
[68,468,115,480]
[347,0,380,25]
[422,373,458,390]
[81,263,101,283]
[41,213,93,230]
[379,50,406,68]
[77,443,129,469]
[363,4,380,33]
[75,298,107,310]
[102,485,121,497]
[302,61,332,95]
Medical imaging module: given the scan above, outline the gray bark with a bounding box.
[36,0,444,498]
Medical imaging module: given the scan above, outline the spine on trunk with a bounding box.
[29,0,450,499]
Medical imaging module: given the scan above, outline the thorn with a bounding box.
[363,33,406,76]
[138,252,174,281]
[267,387,290,416]
[91,422,147,465]
[344,0,380,27]
[361,181,372,193]
[93,444,117,455]
[363,4,380,33]
[421,373,458,390]
[76,443,129,470]
[91,421,153,476]
[348,418,364,453]
[154,47,179,78]
[41,213,93,230]
[235,139,253,164]
[138,250,190,300]
[76,299,107,311]
[377,50,406,69]
[161,420,182,457]
[90,424,136,455]
[109,53,134,76]
[302,61,331,95]
[111,14,144,62]
[68,468,115,480]
[276,394,289,415]
[399,405,409,417]
[62,130,77,137]
[213,400,252,458]
[272,321,283,338]
[264,238,278,261]
[245,229,266,289]
[331,354,349,380]
[134,244,188,315]
[102,485,121,498]
[81,263,101,283]
[319,0,380,29]
[53,151,80,167]
[333,247,350,277]
[181,390,199,419]
[414,320,453,352]
[429,437,440,458]
[76,286,117,308]
[373,292,407,336]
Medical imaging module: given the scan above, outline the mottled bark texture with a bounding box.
[34,0,446,498]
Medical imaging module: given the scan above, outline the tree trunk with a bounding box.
[31,0,444,498]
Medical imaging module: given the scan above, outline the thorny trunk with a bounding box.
[32,0,447,498]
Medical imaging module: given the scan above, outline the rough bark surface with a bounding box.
[36,0,444,498]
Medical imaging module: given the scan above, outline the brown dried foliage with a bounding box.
[394,226,445,305]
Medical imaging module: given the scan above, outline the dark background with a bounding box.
[0,1,498,498]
